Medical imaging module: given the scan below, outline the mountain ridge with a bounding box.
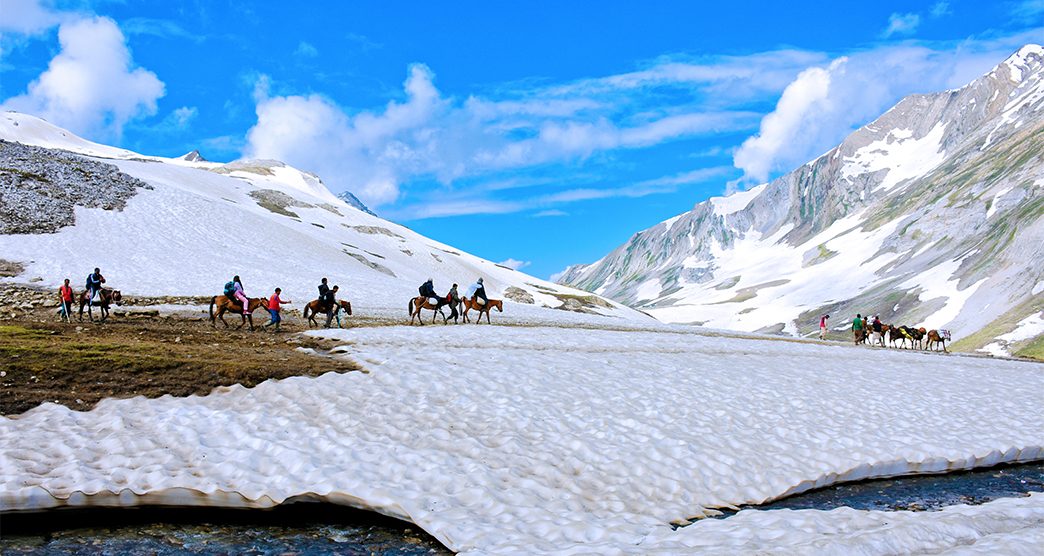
[558,45,1044,356]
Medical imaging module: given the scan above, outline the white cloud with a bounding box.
[294,41,318,57]
[732,38,1040,183]
[245,63,758,208]
[0,0,69,35]
[172,106,197,128]
[498,258,531,270]
[533,209,568,217]
[930,2,952,17]
[882,13,921,38]
[734,60,839,182]
[2,16,165,140]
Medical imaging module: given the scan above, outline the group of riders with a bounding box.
[58,267,494,330]
[417,276,489,323]
[819,313,949,351]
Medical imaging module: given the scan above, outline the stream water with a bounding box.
[3,462,1041,554]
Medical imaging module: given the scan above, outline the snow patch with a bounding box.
[842,123,948,192]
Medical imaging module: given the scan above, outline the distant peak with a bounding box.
[1001,43,1043,74]
[180,149,207,162]
[337,191,377,216]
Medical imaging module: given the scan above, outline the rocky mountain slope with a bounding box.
[558,45,1044,356]
[0,111,644,321]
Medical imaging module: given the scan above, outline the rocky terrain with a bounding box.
[0,140,153,234]
[559,45,1044,355]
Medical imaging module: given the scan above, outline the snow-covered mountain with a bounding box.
[558,45,1044,355]
[0,111,644,321]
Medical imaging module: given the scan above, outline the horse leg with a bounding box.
[247,314,254,331]
[218,308,230,328]
[485,310,491,324]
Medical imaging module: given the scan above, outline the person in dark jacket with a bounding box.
[419,278,437,300]
[323,285,340,328]
[318,277,331,309]
[445,283,461,323]
[85,268,105,305]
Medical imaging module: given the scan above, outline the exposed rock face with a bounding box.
[337,191,377,216]
[181,150,207,162]
[0,140,153,234]
[559,45,1044,350]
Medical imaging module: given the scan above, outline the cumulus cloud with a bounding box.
[245,63,757,208]
[498,258,531,270]
[732,39,1038,184]
[882,13,921,38]
[734,60,840,182]
[2,16,165,139]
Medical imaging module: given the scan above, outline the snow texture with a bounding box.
[2,325,1042,554]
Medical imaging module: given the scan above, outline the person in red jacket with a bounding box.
[58,278,74,322]
[818,314,829,340]
[262,288,291,331]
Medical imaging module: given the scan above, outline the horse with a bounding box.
[209,294,268,330]
[461,296,503,324]
[925,329,949,352]
[78,287,122,322]
[409,295,451,325]
[303,299,353,328]
[894,325,925,349]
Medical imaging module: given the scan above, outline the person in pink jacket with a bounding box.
[231,275,251,315]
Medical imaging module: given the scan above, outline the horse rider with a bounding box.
[419,277,438,302]
[318,277,332,310]
[58,278,74,322]
[445,283,461,323]
[466,277,488,306]
[231,275,251,315]
[324,285,340,328]
[85,267,105,305]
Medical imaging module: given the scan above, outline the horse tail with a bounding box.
[209,296,216,322]
[408,297,415,316]
[303,303,311,321]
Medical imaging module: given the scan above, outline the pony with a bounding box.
[209,294,268,330]
[893,325,925,349]
[303,299,353,328]
[925,329,949,352]
[78,287,122,322]
[461,296,503,324]
[409,295,451,325]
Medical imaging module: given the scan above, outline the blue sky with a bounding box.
[2,1,1042,278]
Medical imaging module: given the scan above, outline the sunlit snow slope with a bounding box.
[2,325,1042,553]
[0,111,643,321]
[559,45,1044,354]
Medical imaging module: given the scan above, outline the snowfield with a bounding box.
[2,325,1042,553]
[0,112,643,323]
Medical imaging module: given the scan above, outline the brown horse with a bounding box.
[303,299,353,327]
[78,287,122,322]
[462,296,503,324]
[409,295,451,325]
[924,329,949,352]
[209,294,268,330]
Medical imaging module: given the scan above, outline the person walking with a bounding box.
[262,288,290,331]
[324,285,340,328]
[446,283,461,323]
[818,314,829,340]
[852,313,865,344]
[58,278,74,322]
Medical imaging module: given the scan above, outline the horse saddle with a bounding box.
[940,329,952,340]
[475,297,486,306]
[428,297,439,305]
